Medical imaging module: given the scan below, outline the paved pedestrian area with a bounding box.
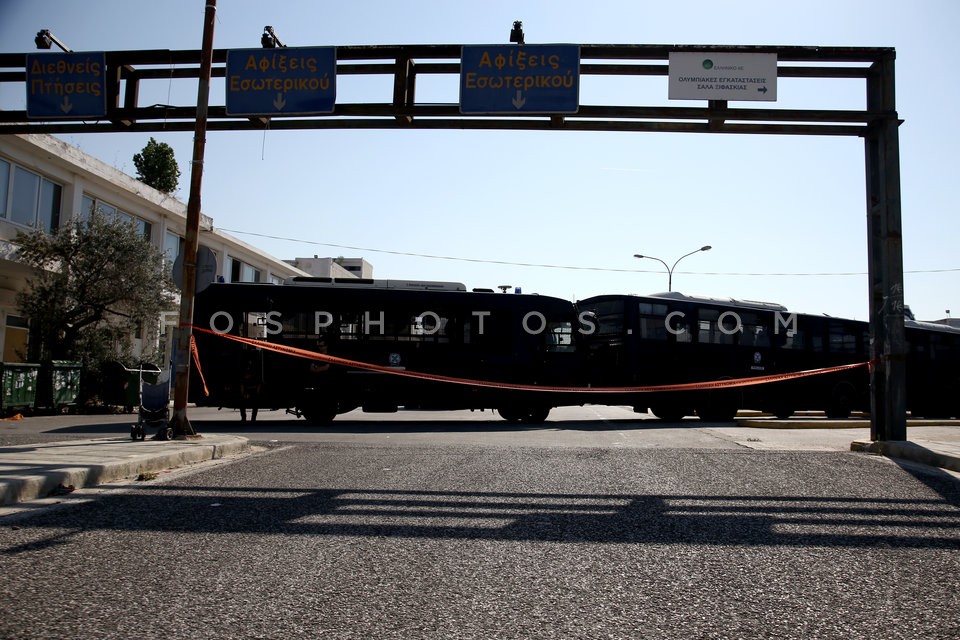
[0,433,249,505]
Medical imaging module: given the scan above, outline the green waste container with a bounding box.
[37,361,82,412]
[103,361,161,410]
[0,362,40,415]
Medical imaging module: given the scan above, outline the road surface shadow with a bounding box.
[5,483,958,554]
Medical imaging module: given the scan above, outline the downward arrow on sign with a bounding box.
[59,96,73,114]
[511,90,526,109]
[273,93,286,110]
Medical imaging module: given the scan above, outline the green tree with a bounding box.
[14,215,177,374]
[133,137,181,193]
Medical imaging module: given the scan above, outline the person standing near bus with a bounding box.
[239,353,262,423]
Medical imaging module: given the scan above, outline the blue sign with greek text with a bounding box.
[226,47,336,116]
[460,45,580,114]
[26,52,107,119]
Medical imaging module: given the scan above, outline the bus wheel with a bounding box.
[825,383,856,419]
[498,407,525,423]
[697,406,737,422]
[696,396,738,422]
[302,402,337,426]
[772,406,794,419]
[649,404,687,422]
[522,407,551,424]
[498,406,550,424]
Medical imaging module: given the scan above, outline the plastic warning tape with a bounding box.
[191,326,871,394]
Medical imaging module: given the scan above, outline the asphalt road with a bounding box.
[1,415,958,639]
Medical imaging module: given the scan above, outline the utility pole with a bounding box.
[169,0,216,438]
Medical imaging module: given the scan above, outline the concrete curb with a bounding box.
[739,418,959,430]
[0,435,249,505]
[739,419,871,429]
[850,439,960,473]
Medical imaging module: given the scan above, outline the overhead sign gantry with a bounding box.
[0,43,887,136]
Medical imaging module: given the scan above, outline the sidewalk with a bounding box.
[849,437,960,473]
[0,433,249,506]
[738,415,960,474]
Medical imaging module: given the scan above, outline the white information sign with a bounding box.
[669,52,777,101]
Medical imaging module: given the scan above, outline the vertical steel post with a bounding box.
[169,0,216,438]
[865,50,907,441]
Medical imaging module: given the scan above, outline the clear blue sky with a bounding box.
[2,0,957,322]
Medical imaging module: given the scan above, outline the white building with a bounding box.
[284,256,373,279]
[0,133,309,366]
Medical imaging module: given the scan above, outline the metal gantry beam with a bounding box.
[2,44,888,136]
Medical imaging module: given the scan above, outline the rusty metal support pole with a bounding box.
[864,50,906,442]
[169,0,216,438]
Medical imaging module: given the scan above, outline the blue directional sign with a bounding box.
[226,47,336,116]
[25,52,107,119]
[460,45,580,114]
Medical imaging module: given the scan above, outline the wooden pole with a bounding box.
[169,0,216,438]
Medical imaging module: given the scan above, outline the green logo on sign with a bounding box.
[702,59,714,70]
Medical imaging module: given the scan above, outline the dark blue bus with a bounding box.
[190,278,583,424]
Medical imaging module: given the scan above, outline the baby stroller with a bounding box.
[131,378,172,441]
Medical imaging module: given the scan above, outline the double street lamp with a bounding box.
[634,245,712,292]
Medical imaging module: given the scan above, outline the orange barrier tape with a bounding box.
[191,326,871,394]
[189,334,210,396]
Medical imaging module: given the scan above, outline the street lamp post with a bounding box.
[634,246,712,292]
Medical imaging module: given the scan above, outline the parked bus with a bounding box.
[577,292,960,421]
[905,318,960,418]
[189,278,583,424]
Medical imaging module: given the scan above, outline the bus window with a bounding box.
[698,309,734,345]
[594,300,625,336]
[929,334,944,360]
[670,310,693,343]
[244,312,268,338]
[739,313,770,348]
[281,311,330,339]
[637,302,669,341]
[782,328,806,350]
[411,313,450,343]
[465,313,509,351]
[828,324,857,353]
[545,321,575,352]
[339,312,361,341]
[812,335,824,352]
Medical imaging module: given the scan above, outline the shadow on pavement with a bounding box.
[5,483,959,555]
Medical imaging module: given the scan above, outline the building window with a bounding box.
[3,314,30,362]
[81,194,152,240]
[229,257,261,283]
[164,231,184,265]
[0,160,62,233]
[0,159,9,218]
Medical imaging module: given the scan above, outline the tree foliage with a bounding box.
[14,215,177,369]
[133,137,181,193]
